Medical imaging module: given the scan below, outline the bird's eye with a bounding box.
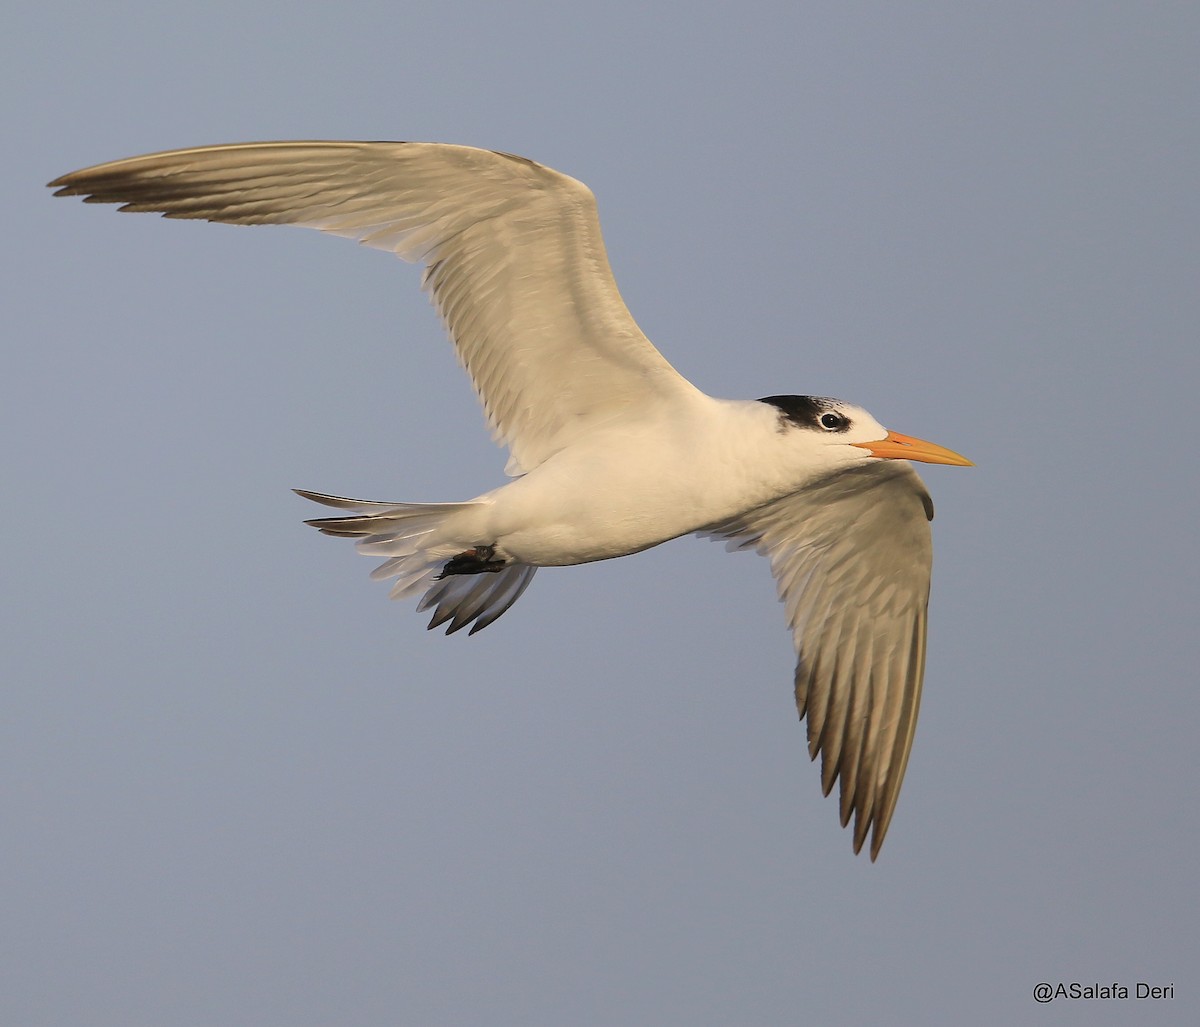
[819,412,847,431]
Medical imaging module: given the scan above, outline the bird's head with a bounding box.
[758,395,973,470]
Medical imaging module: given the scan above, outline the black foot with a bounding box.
[437,545,507,578]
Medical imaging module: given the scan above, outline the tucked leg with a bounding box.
[438,545,508,578]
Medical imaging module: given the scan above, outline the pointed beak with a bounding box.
[852,430,974,466]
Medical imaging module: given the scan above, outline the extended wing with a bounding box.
[50,141,699,474]
[704,461,935,859]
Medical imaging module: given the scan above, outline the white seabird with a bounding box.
[49,142,972,859]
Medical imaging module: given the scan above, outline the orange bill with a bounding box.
[853,431,973,466]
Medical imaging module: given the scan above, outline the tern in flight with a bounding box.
[50,142,971,858]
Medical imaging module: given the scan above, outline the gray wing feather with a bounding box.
[703,460,934,860]
[49,141,697,474]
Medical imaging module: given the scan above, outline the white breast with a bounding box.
[474,396,831,566]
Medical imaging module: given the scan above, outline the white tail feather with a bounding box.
[295,489,536,634]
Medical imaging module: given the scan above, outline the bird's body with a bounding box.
[50,141,971,858]
[437,395,866,567]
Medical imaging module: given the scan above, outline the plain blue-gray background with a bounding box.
[6,2,1197,1024]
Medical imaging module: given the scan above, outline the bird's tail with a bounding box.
[295,489,536,635]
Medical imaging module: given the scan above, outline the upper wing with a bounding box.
[49,141,698,474]
[703,460,935,860]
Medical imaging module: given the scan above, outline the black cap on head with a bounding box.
[759,395,839,430]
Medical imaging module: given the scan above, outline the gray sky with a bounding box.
[6,2,1198,1024]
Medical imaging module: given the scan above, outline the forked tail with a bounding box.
[295,489,536,635]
